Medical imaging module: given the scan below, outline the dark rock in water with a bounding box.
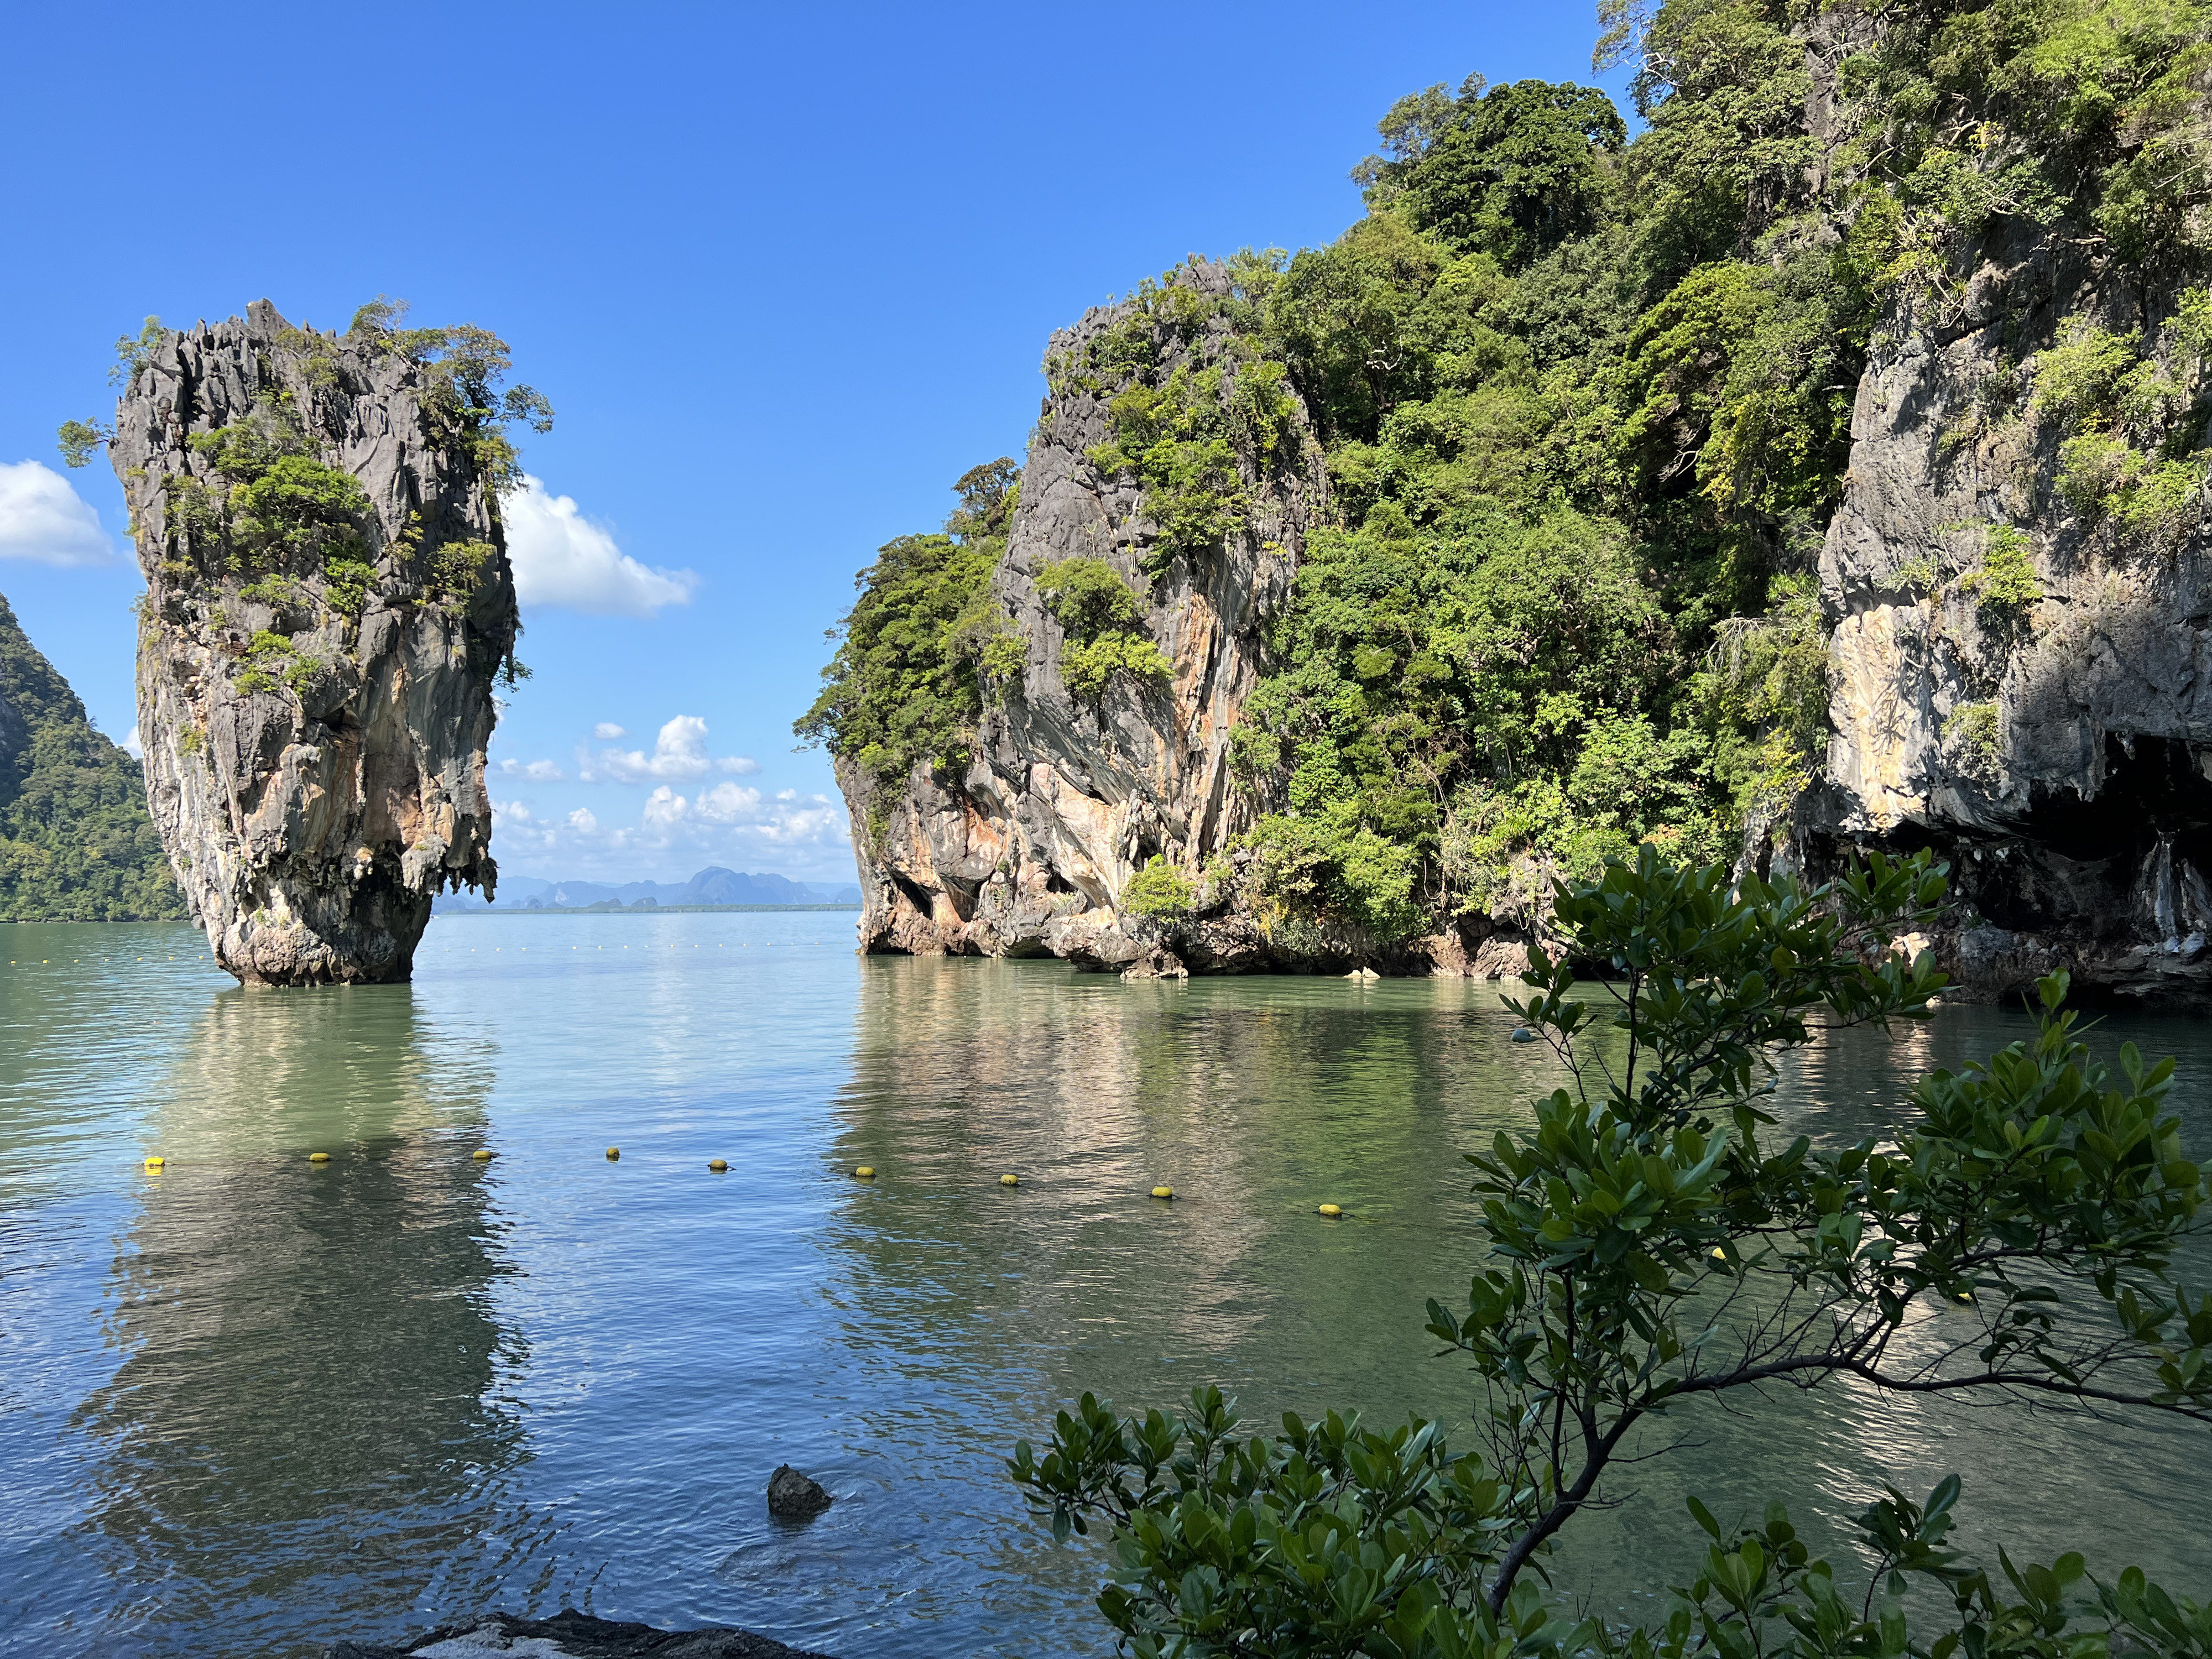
[324,1608,832,1657]
[766,1463,832,1519]
[1509,1027,1537,1044]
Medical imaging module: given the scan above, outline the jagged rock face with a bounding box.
[1804,243,2212,1001]
[112,300,515,985]
[846,264,1331,973]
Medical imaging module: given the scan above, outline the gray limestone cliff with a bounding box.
[841,263,1352,978]
[111,301,519,985]
[1803,231,2212,1001]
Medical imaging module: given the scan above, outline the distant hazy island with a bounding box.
[432,866,860,915]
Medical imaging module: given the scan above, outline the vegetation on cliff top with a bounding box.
[794,460,1021,788]
[0,594,181,922]
[65,299,549,695]
[804,0,2212,942]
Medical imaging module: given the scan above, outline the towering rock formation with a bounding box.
[842,263,1330,975]
[1804,236,2212,1001]
[109,301,521,985]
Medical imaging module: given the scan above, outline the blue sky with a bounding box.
[1,1,1626,885]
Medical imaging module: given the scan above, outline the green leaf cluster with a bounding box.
[1120,854,1197,919]
[232,629,322,699]
[1063,268,1301,577]
[795,460,1023,788]
[1037,557,1172,699]
[343,298,553,494]
[1018,849,2212,1656]
[180,397,372,581]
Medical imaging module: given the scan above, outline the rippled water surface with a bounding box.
[3,912,2210,1657]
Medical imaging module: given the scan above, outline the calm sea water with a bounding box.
[2,911,2208,1657]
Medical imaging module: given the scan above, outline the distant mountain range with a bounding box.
[435,866,861,912]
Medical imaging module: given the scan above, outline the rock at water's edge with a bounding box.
[325,1608,832,1658]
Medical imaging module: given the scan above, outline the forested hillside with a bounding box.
[0,594,181,921]
[804,0,2212,962]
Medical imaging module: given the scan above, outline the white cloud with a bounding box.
[490,796,557,851]
[609,782,848,852]
[0,460,113,567]
[500,476,696,618]
[498,757,566,781]
[582,714,757,782]
[592,722,627,740]
[123,723,144,759]
[567,807,598,832]
[695,781,763,821]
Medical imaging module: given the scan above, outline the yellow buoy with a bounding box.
[309,1152,331,1164]
[472,1149,494,1161]
[1151,1186,1173,1200]
[1318,1203,1342,1218]
[1952,1289,1974,1303]
[606,1147,620,1161]
[854,1166,876,1178]
[1000,1173,1019,1187]
[143,1156,165,1170]
[709,1159,729,1172]
[1709,1246,1727,1261]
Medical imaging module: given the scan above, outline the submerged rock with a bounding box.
[765,1463,832,1519]
[325,1609,831,1658]
[109,300,520,985]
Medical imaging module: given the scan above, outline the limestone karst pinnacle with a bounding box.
[109,299,523,984]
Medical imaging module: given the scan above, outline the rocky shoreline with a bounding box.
[326,1610,833,1659]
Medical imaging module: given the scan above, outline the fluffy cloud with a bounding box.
[581,714,758,782]
[490,796,558,851]
[498,757,566,781]
[0,460,113,566]
[500,476,696,618]
[592,722,627,740]
[695,781,763,821]
[567,807,598,832]
[623,782,848,849]
[123,723,144,759]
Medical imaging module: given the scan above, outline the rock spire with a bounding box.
[109,299,525,984]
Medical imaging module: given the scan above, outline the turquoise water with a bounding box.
[2,912,2207,1656]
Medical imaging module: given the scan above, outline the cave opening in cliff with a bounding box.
[1961,733,2212,946]
[2026,734,2212,862]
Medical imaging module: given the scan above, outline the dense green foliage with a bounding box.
[0,595,180,921]
[795,460,1021,790]
[805,0,2212,943]
[1016,852,2212,1655]
[1037,557,1174,698]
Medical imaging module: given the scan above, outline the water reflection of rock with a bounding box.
[824,959,1517,1412]
[71,988,534,1652]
